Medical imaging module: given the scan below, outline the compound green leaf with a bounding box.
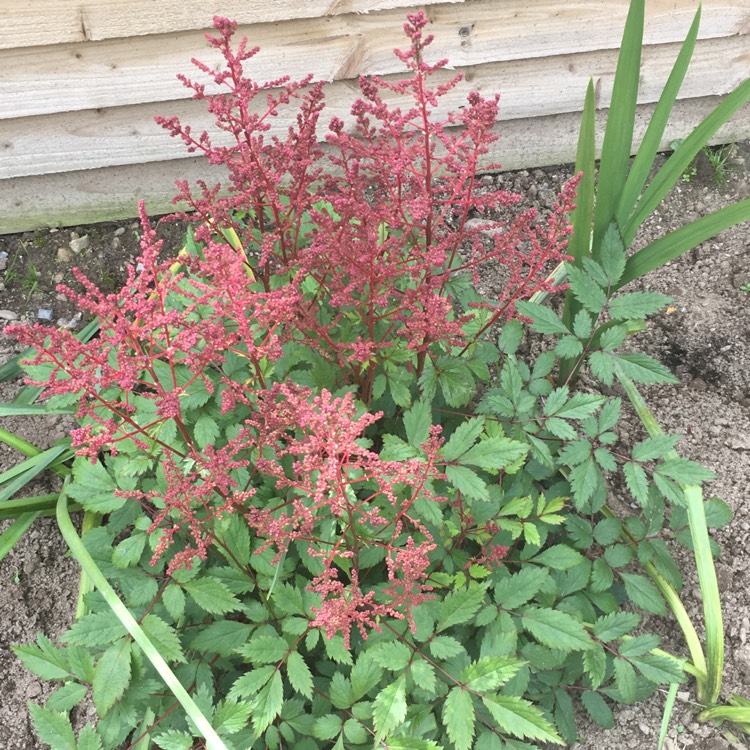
[194,413,220,450]
[410,659,437,694]
[632,434,681,462]
[386,738,441,750]
[442,418,485,462]
[12,635,70,681]
[615,354,678,385]
[444,687,475,750]
[404,399,432,448]
[566,265,608,314]
[67,458,123,513]
[313,714,343,740]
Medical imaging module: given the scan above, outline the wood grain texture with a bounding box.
[1,0,457,50]
[2,96,748,235]
[3,0,746,121]
[2,36,747,180]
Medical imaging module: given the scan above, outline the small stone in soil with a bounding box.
[0,309,19,321]
[69,235,90,253]
[37,308,53,321]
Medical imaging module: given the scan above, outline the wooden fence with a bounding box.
[1,0,748,233]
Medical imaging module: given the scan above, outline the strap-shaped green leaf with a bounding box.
[616,7,701,231]
[592,0,644,256]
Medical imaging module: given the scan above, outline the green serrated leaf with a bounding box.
[46,682,88,713]
[142,614,185,664]
[152,729,194,750]
[530,544,584,570]
[250,670,283,736]
[482,694,564,745]
[404,399,432,448]
[436,583,488,631]
[581,690,614,728]
[76,724,103,750]
[237,634,289,664]
[429,635,466,660]
[444,687,475,750]
[593,611,640,642]
[632,434,681,462]
[608,291,672,320]
[92,641,131,715]
[614,658,638,703]
[373,676,407,741]
[183,577,241,614]
[599,325,628,352]
[515,301,570,335]
[623,461,650,506]
[555,335,584,359]
[28,704,77,750]
[566,264,608,314]
[521,607,593,651]
[494,566,550,609]
[371,641,412,672]
[285,651,313,698]
[615,354,678,385]
[351,653,383,700]
[618,634,661,658]
[111,532,147,569]
[410,659,437,694]
[583,646,607,689]
[66,458,123,513]
[620,573,666,615]
[657,458,717,485]
[461,656,523,691]
[445,465,489,502]
[629,653,684,684]
[12,635,70,681]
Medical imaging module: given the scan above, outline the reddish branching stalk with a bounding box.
[8,12,578,646]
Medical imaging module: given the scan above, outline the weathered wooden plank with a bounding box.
[3,0,744,121]
[2,96,747,235]
[0,0,458,50]
[2,36,747,180]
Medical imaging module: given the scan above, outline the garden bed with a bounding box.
[1,140,749,750]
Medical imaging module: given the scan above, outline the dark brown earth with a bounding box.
[1,141,749,750]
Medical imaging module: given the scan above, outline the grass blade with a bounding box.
[568,78,596,266]
[0,404,76,416]
[617,198,750,289]
[592,0,644,255]
[623,76,750,245]
[0,494,71,520]
[616,7,700,230]
[0,444,71,503]
[658,683,679,750]
[56,485,229,750]
[0,512,42,562]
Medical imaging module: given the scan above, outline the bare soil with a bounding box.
[0,142,748,750]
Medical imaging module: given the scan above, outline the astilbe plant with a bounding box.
[11,13,575,640]
[8,12,714,750]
